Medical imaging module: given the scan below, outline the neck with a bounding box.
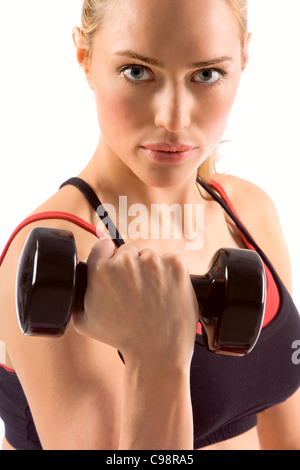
[79,137,210,251]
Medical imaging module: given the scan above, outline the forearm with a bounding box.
[119,362,194,450]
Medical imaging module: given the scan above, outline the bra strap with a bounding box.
[60,177,102,212]
[60,177,125,247]
[197,177,261,253]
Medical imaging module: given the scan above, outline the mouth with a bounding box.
[141,143,197,164]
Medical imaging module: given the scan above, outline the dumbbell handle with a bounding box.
[73,261,88,313]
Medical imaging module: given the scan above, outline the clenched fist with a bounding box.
[73,237,199,367]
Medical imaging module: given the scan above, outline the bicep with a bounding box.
[4,309,123,449]
[19,332,123,450]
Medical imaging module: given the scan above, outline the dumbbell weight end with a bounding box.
[191,248,266,356]
[16,227,79,337]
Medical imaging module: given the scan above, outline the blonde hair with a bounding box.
[79,0,248,181]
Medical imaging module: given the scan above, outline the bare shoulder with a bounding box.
[2,183,98,266]
[212,173,293,294]
[212,173,278,221]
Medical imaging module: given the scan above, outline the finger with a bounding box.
[138,248,162,267]
[138,247,157,258]
[87,235,116,264]
[113,243,139,259]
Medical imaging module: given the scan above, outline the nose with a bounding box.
[154,81,192,133]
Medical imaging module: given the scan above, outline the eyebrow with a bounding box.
[114,49,233,69]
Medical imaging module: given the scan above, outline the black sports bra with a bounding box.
[0,177,299,450]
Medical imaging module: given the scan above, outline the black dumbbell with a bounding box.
[16,227,266,356]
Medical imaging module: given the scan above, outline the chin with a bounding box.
[139,168,196,189]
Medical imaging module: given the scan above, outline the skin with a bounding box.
[79,0,246,199]
[1,0,299,450]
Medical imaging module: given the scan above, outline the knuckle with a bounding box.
[120,250,135,265]
[116,244,139,267]
[141,249,162,270]
[164,252,185,268]
[139,248,159,261]
[118,244,139,258]
[139,249,164,279]
[163,253,188,277]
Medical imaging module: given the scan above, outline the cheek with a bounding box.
[199,82,240,142]
[94,84,148,138]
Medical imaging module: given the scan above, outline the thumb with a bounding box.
[88,234,116,263]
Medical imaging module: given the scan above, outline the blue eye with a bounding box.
[121,65,153,82]
[193,69,222,84]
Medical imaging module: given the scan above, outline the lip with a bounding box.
[141,143,196,164]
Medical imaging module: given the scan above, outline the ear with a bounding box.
[72,27,95,90]
[241,32,252,72]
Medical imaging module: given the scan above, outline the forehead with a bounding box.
[96,0,241,62]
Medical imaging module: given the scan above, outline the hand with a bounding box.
[73,237,199,367]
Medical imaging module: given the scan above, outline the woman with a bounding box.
[0,0,299,450]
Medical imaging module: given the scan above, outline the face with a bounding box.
[84,0,248,188]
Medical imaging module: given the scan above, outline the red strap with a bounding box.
[0,211,98,266]
[0,363,15,373]
[209,179,255,250]
[206,179,280,329]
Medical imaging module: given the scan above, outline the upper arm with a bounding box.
[0,219,123,449]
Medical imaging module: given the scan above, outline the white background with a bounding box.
[0,1,300,447]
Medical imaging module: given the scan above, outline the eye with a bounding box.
[193,69,223,85]
[121,65,153,82]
